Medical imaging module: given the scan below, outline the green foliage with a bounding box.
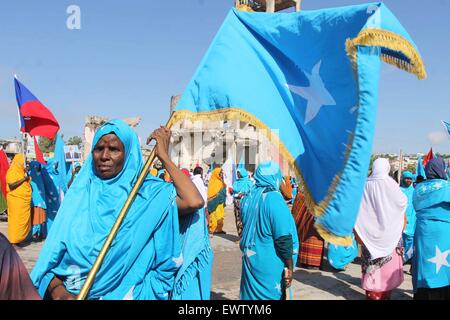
[38,137,55,153]
[66,136,83,147]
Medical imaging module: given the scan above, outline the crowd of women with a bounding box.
[0,119,449,300]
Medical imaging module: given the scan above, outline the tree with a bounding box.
[67,136,82,147]
[38,137,56,153]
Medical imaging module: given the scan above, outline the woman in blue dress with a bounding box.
[31,120,204,300]
[239,161,299,300]
[412,157,450,300]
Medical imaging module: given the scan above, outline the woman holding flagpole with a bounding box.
[31,120,204,300]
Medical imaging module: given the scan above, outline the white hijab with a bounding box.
[191,174,207,208]
[355,158,407,259]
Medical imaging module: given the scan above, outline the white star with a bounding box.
[287,60,336,125]
[123,286,134,300]
[172,254,183,268]
[275,283,281,292]
[246,249,256,258]
[427,246,450,273]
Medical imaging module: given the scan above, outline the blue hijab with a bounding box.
[31,119,181,300]
[412,158,450,291]
[400,171,417,261]
[29,161,47,210]
[239,161,299,300]
[66,162,82,187]
[232,167,254,196]
[425,157,448,180]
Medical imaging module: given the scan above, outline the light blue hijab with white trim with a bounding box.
[31,119,181,300]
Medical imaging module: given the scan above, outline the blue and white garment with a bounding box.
[239,161,299,300]
[412,172,450,290]
[29,161,47,238]
[31,119,182,300]
[41,159,62,233]
[401,171,417,262]
[232,167,254,198]
[171,207,213,300]
[327,234,358,271]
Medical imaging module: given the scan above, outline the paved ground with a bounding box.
[0,207,414,300]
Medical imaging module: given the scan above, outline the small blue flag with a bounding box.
[442,121,450,140]
[173,3,426,245]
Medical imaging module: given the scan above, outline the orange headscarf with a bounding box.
[207,168,225,199]
[6,154,31,197]
[280,175,293,200]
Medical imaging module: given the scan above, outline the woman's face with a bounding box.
[402,178,413,188]
[92,134,125,179]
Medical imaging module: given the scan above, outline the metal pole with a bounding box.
[22,133,27,164]
[77,113,176,300]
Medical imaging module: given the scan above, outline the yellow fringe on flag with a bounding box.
[171,108,300,175]
[346,28,427,80]
[235,4,254,12]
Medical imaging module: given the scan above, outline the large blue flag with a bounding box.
[173,3,426,245]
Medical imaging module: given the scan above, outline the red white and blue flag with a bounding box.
[14,77,60,139]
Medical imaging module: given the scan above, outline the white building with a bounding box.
[169,96,296,177]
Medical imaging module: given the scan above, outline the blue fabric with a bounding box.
[174,3,424,242]
[51,134,68,194]
[29,161,47,210]
[171,208,213,300]
[29,161,48,238]
[416,156,427,180]
[66,162,81,188]
[327,234,358,270]
[42,158,62,233]
[401,176,417,262]
[239,161,298,300]
[412,179,450,291]
[425,157,448,180]
[31,119,182,300]
[443,121,450,140]
[14,77,38,130]
[232,168,254,197]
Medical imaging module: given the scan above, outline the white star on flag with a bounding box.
[427,246,450,273]
[275,283,282,292]
[246,249,256,258]
[123,286,134,300]
[172,254,184,268]
[287,60,336,125]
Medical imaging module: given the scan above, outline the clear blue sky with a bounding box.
[0,0,449,154]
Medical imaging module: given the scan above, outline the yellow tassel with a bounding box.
[346,28,427,80]
[236,4,254,12]
[315,224,354,247]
